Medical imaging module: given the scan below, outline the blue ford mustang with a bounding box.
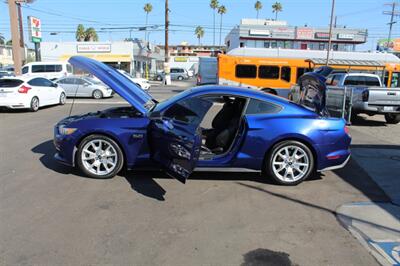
[54,56,351,185]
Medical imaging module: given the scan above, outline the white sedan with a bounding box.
[0,76,66,112]
[117,70,151,91]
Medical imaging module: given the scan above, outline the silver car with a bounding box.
[156,68,189,81]
[56,76,113,99]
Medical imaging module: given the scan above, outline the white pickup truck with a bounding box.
[325,73,400,124]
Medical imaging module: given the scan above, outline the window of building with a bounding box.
[319,43,325,50]
[235,64,257,78]
[271,42,277,48]
[300,43,307,50]
[264,42,270,48]
[258,66,279,79]
[245,99,282,115]
[240,42,245,48]
[281,67,291,82]
[333,44,338,51]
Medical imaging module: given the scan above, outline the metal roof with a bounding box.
[227,48,400,63]
[306,58,386,67]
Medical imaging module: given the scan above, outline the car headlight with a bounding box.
[58,125,77,135]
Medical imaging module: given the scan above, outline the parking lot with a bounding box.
[0,81,399,265]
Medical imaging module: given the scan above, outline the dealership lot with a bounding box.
[0,83,398,265]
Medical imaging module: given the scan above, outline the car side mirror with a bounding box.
[52,83,58,88]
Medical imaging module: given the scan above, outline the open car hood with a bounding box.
[69,56,155,114]
[298,71,328,116]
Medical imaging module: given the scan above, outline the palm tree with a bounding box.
[272,2,282,20]
[195,26,204,45]
[254,1,262,19]
[76,24,86,42]
[217,5,227,47]
[210,0,219,46]
[84,27,99,42]
[143,3,153,42]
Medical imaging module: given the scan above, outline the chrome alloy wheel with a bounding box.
[81,139,118,176]
[272,145,310,182]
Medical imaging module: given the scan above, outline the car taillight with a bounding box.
[361,90,369,102]
[197,75,201,83]
[344,125,350,135]
[18,85,31,93]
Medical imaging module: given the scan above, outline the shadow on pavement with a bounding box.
[236,182,400,234]
[31,140,85,177]
[350,116,388,127]
[241,248,294,266]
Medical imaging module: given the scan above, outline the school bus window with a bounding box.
[281,67,291,82]
[296,67,311,82]
[259,66,279,79]
[235,64,257,78]
[391,72,400,88]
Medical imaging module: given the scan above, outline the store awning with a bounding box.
[306,58,385,67]
[59,54,132,63]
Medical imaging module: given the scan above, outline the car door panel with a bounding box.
[149,119,202,183]
[148,97,213,183]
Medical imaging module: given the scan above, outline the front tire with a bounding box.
[77,135,124,179]
[385,113,400,124]
[92,90,103,99]
[59,92,66,105]
[29,97,39,112]
[265,140,314,185]
[177,76,184,81]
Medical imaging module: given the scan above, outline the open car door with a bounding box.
[298,70,329,116]
[149,97,213,183]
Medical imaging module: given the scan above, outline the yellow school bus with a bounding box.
[218,48,400,97]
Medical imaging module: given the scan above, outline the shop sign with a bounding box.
[272,27,293,38]
[174,57,188,62]
[296,28,313,39]
[337,34,354,40]
[249,29,271,36]
[77,44,111,53]
[28,16,42,43]
[315,32,330,39]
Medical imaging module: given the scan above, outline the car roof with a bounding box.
[23,61,68,66]
[174,85,292,106]
[1,76,51,82]
[333,73,380,78]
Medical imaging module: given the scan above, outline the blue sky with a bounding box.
[1,0,399,51]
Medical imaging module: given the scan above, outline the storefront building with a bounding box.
[41,40,164,77]
[225,19,367,52]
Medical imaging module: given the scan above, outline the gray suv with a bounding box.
[156,68,189,81]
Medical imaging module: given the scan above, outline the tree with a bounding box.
[210,0,219,46]
[84,27,99,42]
[217,5,227,47]
[0,34,5,45]
[76,24,86,42]
[272,1,282,20]
[195,26,204,45]
[255,1,262,19]
[143,3,153,42]
[6,40,12,46]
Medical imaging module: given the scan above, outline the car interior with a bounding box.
[199,95,247,159]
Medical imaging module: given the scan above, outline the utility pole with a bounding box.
[326,0,335,66]
[8,0,24,75]
[164,0,171,85]
[383,2,399,50]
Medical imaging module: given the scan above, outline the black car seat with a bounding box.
[205,97,244,152]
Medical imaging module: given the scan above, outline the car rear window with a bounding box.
[0,79,24,87]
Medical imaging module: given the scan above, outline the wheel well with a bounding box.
[262,137,317,171]
[74,132,127,168]
[261,88,277,95]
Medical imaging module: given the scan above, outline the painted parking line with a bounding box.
[66,100,128,104]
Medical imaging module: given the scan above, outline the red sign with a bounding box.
[296,28,313,40]
[315,32,330,39]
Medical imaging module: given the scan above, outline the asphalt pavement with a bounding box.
[0,82,397,265]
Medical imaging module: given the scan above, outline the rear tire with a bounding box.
[92,90,103,99]
[156,75,162,81]
[77,135,124,179]
[385,113,400,124]
[177,76,184,81]
[29,97,39,112]
[59,92,66,105]
[264,140,314,186]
